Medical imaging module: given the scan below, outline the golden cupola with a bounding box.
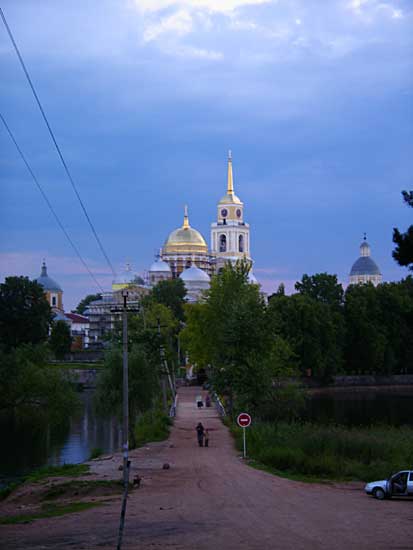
[163,206,208,254]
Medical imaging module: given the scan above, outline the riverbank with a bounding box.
[232,421,413,481]
[3,386,413,550]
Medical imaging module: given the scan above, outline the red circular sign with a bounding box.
[237,413,252,428]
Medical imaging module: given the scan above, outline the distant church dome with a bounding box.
[149,258,172,273]
[163,206,208,255]
[36,261,62,292]
[179,263,210,303]
[349,235,382,286]
[112,263,137,290]
[180,264,210,283]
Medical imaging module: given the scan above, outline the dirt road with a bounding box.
[2,386,412,549]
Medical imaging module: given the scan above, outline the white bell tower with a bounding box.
[210,151,251,271]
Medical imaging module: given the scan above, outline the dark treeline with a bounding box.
[268,273,413,379]
[183,262,413,418]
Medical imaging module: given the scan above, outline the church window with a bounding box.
[52,296,56,306]
[239,235,244,253]
[219,234,227,252]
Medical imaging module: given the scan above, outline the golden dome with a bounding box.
[218,192,242,205]
[163,206,208,254]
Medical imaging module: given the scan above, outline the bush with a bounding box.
[233,421,413,481]
[134,409,172,447]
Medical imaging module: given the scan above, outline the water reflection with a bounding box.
[1,390,121,481]
[306,390,413,427]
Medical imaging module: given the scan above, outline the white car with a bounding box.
[365,470,413,500]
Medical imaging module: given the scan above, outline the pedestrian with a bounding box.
[205,394,211,407]
[196,395,203,408]
[196,422,204,447]
[204,429,209,447]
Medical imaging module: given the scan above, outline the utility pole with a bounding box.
[111,290,138,550]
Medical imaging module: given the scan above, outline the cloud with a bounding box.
[135,0,270,15]
[143,9,193,42]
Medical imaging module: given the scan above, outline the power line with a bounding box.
[1,112,105,294]
[0,6,117,278]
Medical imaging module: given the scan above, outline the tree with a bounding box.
[182,260,270,412]
[75,293,101,314]
[393,190,413,271]
[0,276,51,352]
[95,344,160,447]
[0,344,79,422]
[149,278,186,321]
[295,273,344,308]
[267,293,344,380]
[49,320,72,359]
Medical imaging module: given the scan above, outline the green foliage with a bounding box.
[294,273,344,307]
[49,320,72,359]
[393,190,413,271]
[0,276,51,351]
[75,293,101,315]
[344,279,413,374]
[0,345,80,421]
[148,278,186,321]
[95,344,160,447]
[234,421,413,481]
[134,408,172,447]
[25,463,90,482]
[182,260,273,413]
[267,293,344,380]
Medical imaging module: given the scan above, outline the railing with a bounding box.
[212,391,226,417]
[169,393,178,418]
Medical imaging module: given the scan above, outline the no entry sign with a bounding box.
[237,412,252,428]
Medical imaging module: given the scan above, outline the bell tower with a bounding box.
[211,151,251,271]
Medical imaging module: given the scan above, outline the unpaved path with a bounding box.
[1,386,412,549]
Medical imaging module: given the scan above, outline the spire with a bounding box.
[41,259,47,277]
[227,150,234,195]
[183,204,190,229]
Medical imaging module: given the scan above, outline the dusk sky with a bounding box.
[1,0,412,310]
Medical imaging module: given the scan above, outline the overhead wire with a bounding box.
[1,112,105,293]
[0,6,117,279]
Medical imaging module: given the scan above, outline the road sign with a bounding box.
[237,413,252,458]
[237,413,252,428]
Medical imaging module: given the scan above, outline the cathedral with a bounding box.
[146,151,257,299]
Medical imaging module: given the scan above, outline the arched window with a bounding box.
[219,234,227,252]
[239,235,244,253]
[52,296,56,306]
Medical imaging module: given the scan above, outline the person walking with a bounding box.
[204,429,210,447]
[196,422,204,447]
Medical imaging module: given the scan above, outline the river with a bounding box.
[1,390,121,484]
[3,387,413,485]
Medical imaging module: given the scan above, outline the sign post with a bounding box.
[237,413,252,459]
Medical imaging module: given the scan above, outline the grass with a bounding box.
[134,409,172,447]
[25,464,90,483]
[0,501,103,525]
[0,464,90,501]
[232,421,413,482]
